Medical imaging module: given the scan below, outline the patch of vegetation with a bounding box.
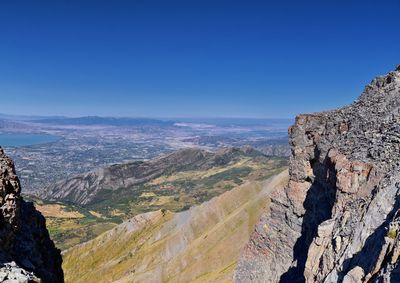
[388,228,397,239]
[33,155,288,250]
[62,172,288,283]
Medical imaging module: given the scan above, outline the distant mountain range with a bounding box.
[0,113,292,127]
[32,116,175,126]
[0,113,64,121]
[0,113,176,126]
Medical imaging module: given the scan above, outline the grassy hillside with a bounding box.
[24,196,119,250]
[29,149,287,250]
[63,170,288,283]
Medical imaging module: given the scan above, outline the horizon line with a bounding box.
[0,112,295,121]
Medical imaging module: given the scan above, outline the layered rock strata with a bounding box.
[234,66,400,282]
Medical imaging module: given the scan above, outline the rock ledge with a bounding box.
[234,66,400,282]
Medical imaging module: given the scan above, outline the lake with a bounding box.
[0,133,61,147]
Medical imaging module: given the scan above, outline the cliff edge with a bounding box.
[234,66,400,282]
[0,148,63,282]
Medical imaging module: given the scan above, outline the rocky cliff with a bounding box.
[234,66,400,282]
[0,147,63,282]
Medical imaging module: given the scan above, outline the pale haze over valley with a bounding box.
[0,1,399,283]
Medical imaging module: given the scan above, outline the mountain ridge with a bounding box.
[234,66,400,282]
[32,116,175,126]
[39,146,270,205]
[62,170,288,283]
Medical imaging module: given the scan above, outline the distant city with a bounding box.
[0,114,291,194]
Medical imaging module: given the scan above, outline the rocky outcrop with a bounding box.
[0,147,63,282]
[234,66,400,282]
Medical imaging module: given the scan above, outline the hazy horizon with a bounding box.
[0,112,296,121]
[1,1,399,118]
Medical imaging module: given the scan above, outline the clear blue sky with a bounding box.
[0,0,399,118]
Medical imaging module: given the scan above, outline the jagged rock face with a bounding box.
[234,67,400,282]
[0,148,63,283]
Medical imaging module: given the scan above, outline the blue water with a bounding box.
[0,133,60,147]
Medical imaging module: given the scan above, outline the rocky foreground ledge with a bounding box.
[0,148,63,283]
[234,66,400,282]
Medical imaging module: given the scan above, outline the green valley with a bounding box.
[29,147,287,250]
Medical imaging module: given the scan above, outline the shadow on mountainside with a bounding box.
[280,151,338,283]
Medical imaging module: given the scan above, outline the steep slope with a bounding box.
[39,147,273,205]
[35,147,287,250]
[63,170,288,283]
[234,66,400,282]
[0,147,63,282]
